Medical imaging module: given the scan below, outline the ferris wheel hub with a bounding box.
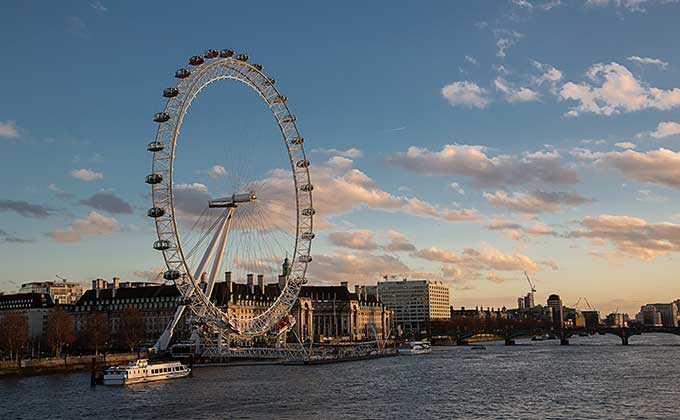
[208,191,257,208]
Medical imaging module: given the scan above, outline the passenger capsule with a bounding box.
[147,141,165,152]
[264,77,276,86]
[175,68,191,79]
[147,207,165,218]
[273,95,287,104]
[281,115,296,123]
[163,270,181,281]
[153,112,170,123]
[189,55,205,66]
[219,48,234,58]
[290,137,304,145]
[301,231,315,240]
[302,208,315,216]
[296,159,310,168]
[300,184,313,192]
[204,49,219,59]
[252,64,263,71]
[163,87,179,98]
[298,255,312,263]
[145,173,163,184]
[236,53,249,62]
[153,240,171,251]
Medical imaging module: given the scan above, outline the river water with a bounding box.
[1,334,678,420]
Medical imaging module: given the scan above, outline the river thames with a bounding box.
[1,335,678,420]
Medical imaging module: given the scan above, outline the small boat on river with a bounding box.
[103,359,190,385]
[398,340,432,355]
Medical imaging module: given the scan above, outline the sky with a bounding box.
[2,0,680,316]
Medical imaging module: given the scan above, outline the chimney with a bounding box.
[113,277,120,289]
[257,274,265,294]
[355,285,360,296]
[92,279,97,290]
[225,271,232,293]
[278,274,286,290]
[340,281,348,290]
[247,274,254,294]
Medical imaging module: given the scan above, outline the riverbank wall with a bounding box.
[0,353,138,377]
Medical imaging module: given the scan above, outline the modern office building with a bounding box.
[547,294,564,330]
[0,292,55,339]
[18,281,84,305]
[374,278,451,335]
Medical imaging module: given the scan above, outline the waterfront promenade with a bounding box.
[1,334,678,420]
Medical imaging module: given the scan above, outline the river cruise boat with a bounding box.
[398,340,432,355]
[103,359,190,385]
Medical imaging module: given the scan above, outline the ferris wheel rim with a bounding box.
[147,51,314,337]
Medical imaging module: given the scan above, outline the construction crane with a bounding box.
[524,272,536,294]
[573,297,593,310]
[55,274,68,283]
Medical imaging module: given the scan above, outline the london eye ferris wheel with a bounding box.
[145,48,314,351]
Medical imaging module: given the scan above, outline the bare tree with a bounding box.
[46,307,76,356]
[83,312,109,355]
[0,313,28,361]
[119,307,145,352]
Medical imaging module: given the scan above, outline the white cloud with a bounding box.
[614,142,637,149]
[389,144,580,187]
[441,81,491,108]
[413,243,543,274]
[449,182,465,194]
[649,121,680,138]
[484,190,591,213]
[209,165,227,179]
[49,211,120,243]
[494,77,540,103]
[531,61,563,93]
[317,148,363,158]
[308,252,410,284]
[626,55,669,69]
[591,148,680,189]
[560,62,680,116]
[383,230,416,252]
[70,168,103,181]
[495,30,522,59]
[585,0,678,12]
[464,55,478,65]
[328,229,379,250]
[0,121,19,138]
[90,1,107,13]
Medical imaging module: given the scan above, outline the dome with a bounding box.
[548,294,560,301]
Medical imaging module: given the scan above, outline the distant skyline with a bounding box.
[2,0,680,315]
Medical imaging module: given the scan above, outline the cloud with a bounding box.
[494,77,540,103]
[525,223,558,236]
[90,1,107,13]
[308,252,410,284]
[593,148,680,189]
[531,61,563,93]
[649,121,680,138]
[512,0,563,10]
[464,55,478,65]
[486,219,557,241]
[80,190,133,214]
[319,148,363,158]
[71,168,103,181]
[626,55,669,69]
[389,145,580,187]
[48,211,120,243]
[0,121,19,138]
[0,199,53,218]
[484,190,591,213]
[328,229,379,250]
[208,165,227,179]
[0,229,31,243]
[449,182,465,194]
[614,142,636,149]
[494,30,522,59]
[413,243,542,273]
[133,268,164,282]
[569,214,680,260]
[383,230,417,252]
[560,62,680,116]
[441,81,491,108]
[585,0,677,12]
[48,184,74,200]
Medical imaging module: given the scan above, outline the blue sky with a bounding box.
[2,0,680,315]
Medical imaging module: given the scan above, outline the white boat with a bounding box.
[103,359,190,385]
[398,340,432,355]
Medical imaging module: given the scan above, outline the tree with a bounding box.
[0,313,28,361]
[46,307,76,356]
[83,312,109,355]
[119,307,145,352]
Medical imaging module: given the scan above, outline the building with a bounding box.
[638,303,678,327]
[375,278,451,336]
[547,294,564,330]
[563,307,586,328]
[210,263,391,344]
[0,292,54,340]
[605,312,626,328]
[18,281,83,305]
[581,310,600,328]
[72,279,180,349]
[517,292,535,311]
